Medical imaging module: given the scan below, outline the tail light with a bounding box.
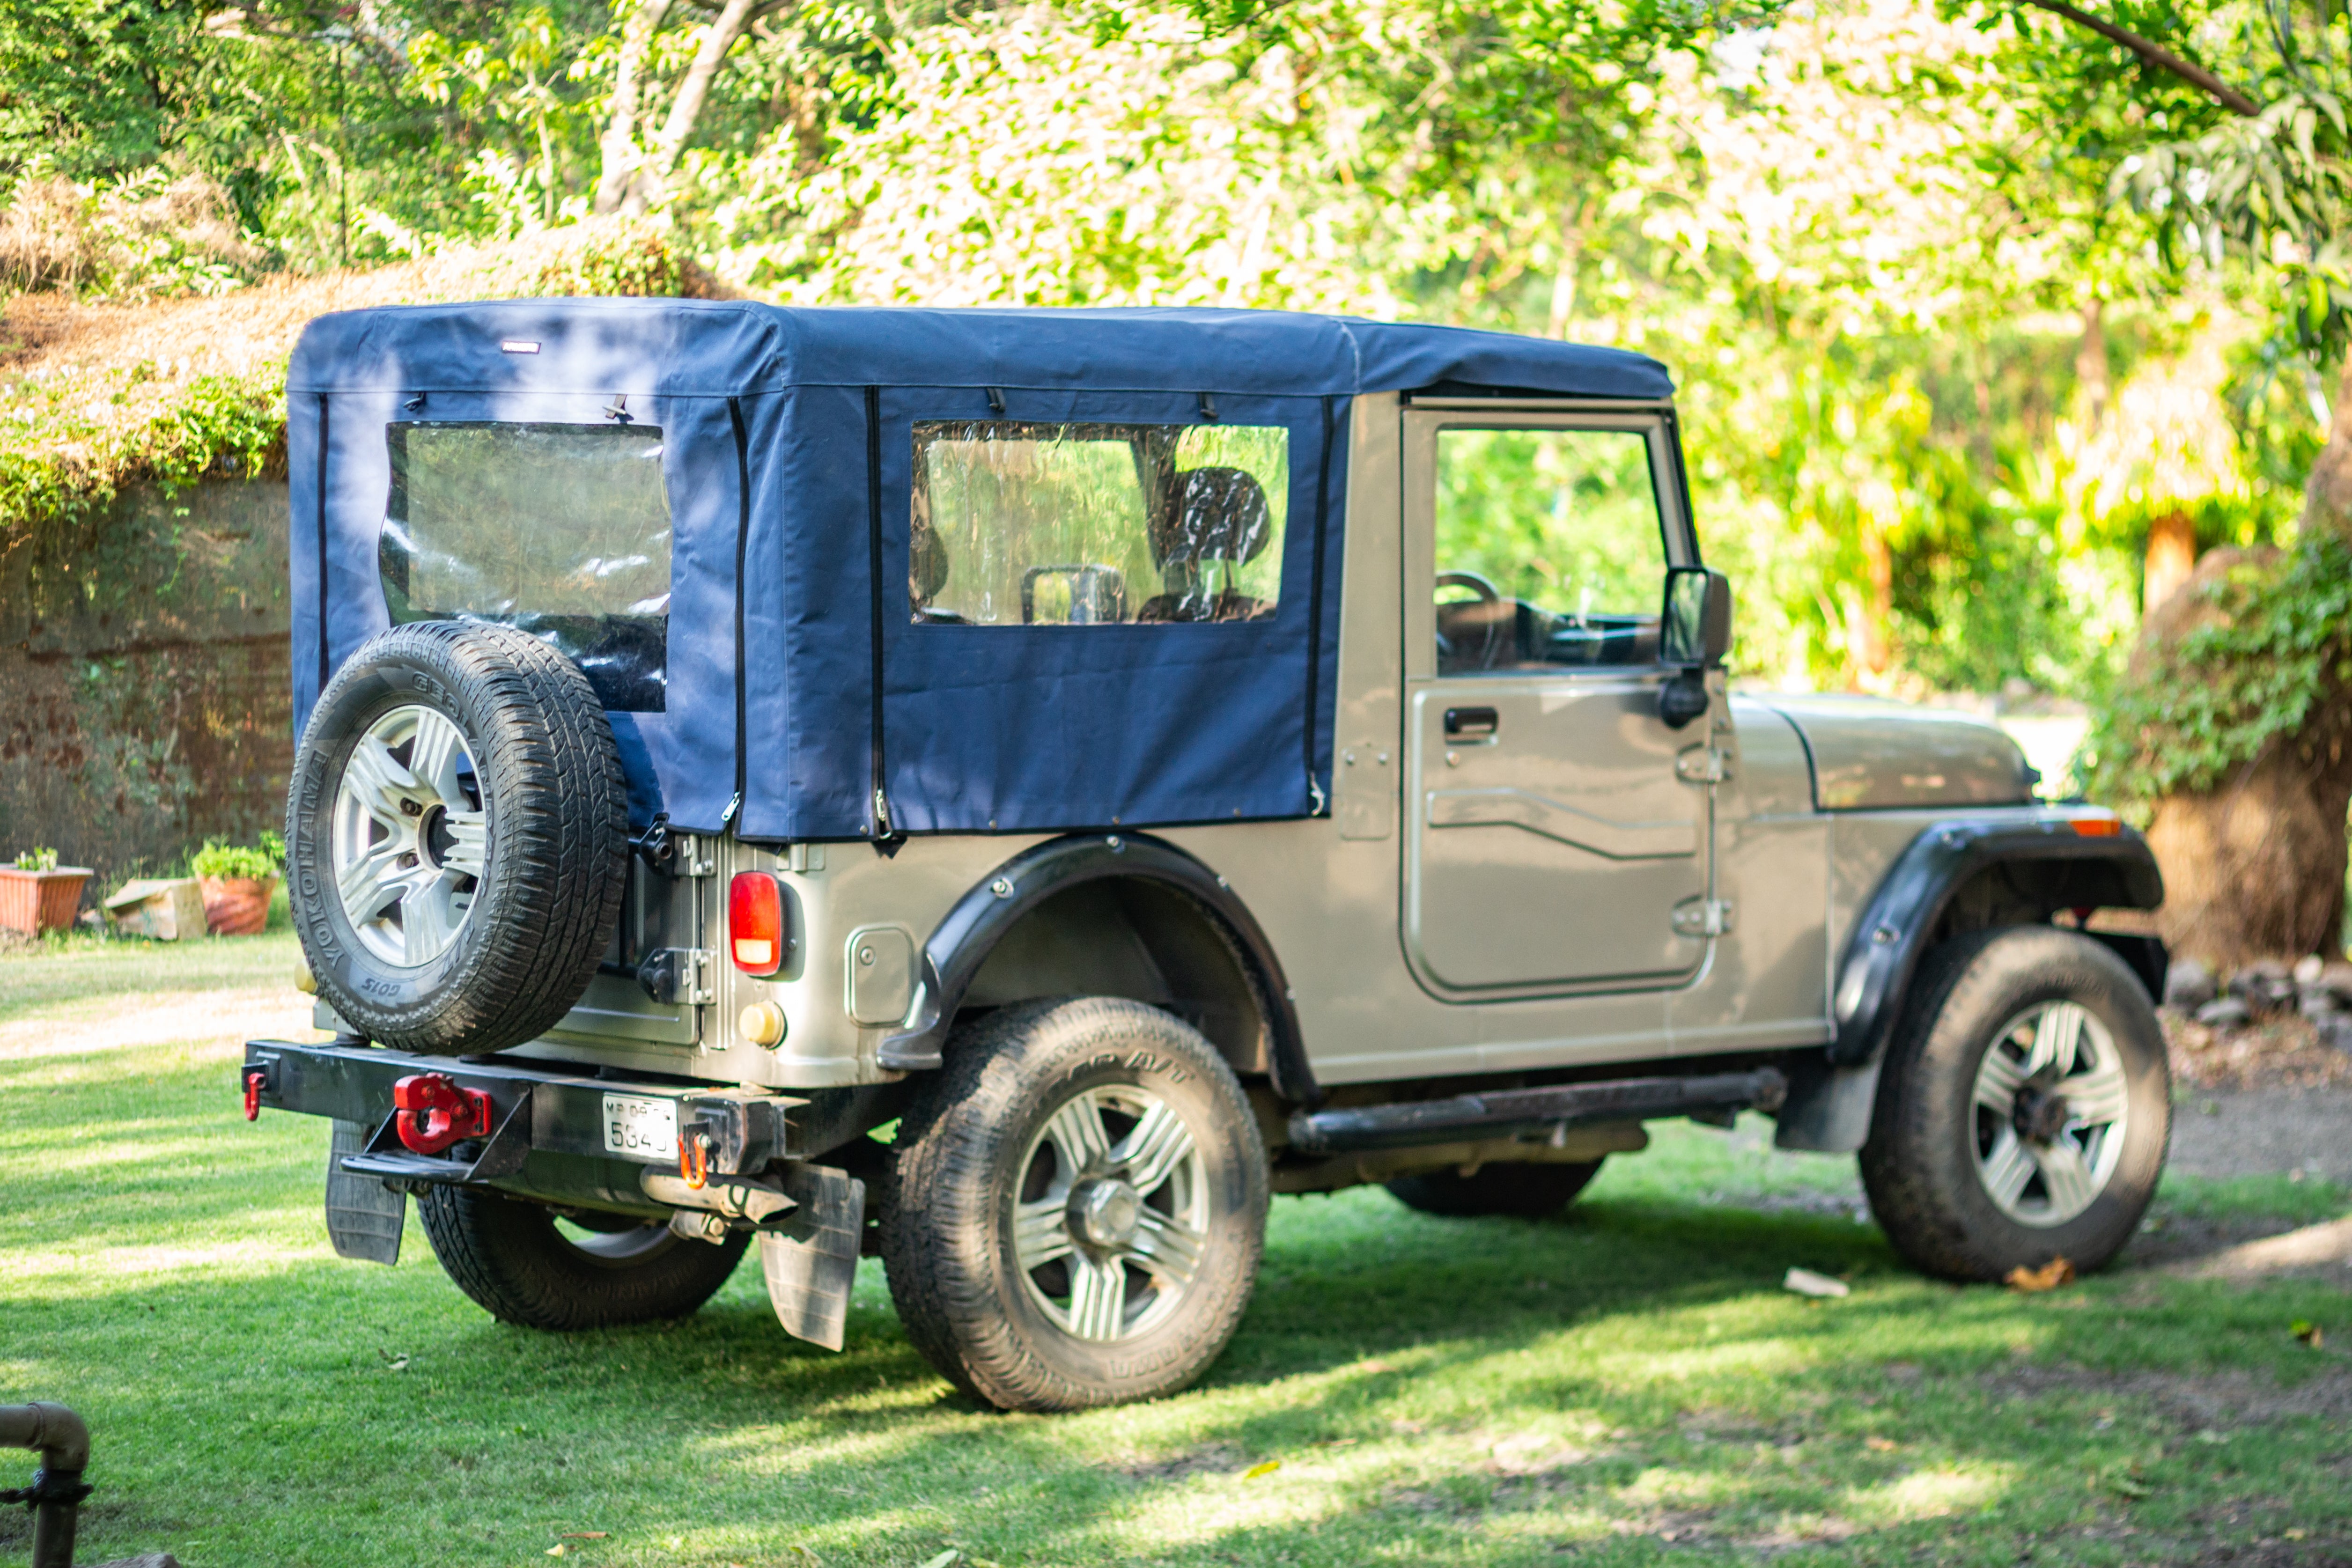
[729,872,787,975]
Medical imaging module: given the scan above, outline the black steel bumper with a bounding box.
[241,1039,805,1215]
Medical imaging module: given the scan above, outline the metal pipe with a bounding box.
[1287,1068,1788,1155]
[0,1402,91,1568]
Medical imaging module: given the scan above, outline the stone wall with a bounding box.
[0,480,292,903]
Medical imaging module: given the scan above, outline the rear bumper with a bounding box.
[242,1039,806,1218]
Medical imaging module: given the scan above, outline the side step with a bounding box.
[1286,1068,1788,1155]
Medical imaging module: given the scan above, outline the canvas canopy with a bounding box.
[288,301,1674,840]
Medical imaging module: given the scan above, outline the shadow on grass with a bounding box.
[12,1050,2352,1565]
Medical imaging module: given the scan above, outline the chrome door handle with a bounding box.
[1444,706,1499,741]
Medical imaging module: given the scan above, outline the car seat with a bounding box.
[1135,467,1277,624]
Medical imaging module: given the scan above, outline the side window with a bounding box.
[1432,427,1669,675]
[382,421,672,710]
[911,421,1288,626]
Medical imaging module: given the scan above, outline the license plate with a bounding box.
[602,1093,678,1162]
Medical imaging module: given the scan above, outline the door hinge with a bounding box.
[1675,745,1733,785]
[639,947,717,1005]
[1672,898,1736,938]
[671,833,717,877]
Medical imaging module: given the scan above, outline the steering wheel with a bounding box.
[1435,570,1508,671]
[1435,569,1501,605]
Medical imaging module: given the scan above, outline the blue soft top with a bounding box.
[288,300,1673,399]
[289,301,1674,840]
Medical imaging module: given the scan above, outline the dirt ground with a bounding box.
[2169,1084,2352,1183]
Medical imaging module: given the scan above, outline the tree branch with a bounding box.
[2020,0,2263,117]
[621,0,784,215]
[594,0,676,215]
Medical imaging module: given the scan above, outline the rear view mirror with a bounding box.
[1661,567,1733,669]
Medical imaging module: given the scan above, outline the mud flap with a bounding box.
[758,1163,864,1351]
[325,1118,406,1265]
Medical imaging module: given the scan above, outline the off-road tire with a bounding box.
[415,1186,746,1330]
[286,620,627,1054]
[1386,1159,1604,1218]
[1860,926,2169,1281]
[881,998,1270,1412]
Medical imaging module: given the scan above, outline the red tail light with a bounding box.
[729,872,787,975]
[2069,817,2123,837]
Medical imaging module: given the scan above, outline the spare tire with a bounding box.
[286,620,628,1054]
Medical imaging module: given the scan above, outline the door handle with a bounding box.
[1444,706,1499,741]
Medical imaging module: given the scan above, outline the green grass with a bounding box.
[3,940,2348,1568]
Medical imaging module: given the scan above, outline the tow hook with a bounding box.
[243,1070,265,1121]
[392,1072,494,1155]
[678,1130,714,1190]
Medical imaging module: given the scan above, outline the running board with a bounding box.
[1285,1068,1789,1155]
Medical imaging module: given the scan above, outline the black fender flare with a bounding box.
[877,832,1316,1104]
[1828,815,2165,1068]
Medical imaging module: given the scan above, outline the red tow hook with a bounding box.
[243,1070,265,1121]
[391,1073,495,1156]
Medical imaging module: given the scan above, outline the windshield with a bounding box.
[380,421,672,711]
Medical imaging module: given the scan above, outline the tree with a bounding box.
[2048,0,2352,964]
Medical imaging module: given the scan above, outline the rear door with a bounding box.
[1400,408,1713,997]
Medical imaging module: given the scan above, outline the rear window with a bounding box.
[381,422,671,710]
[911,421,1288,626]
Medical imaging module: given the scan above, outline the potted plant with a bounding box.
[193,832,284,937]
[0,848,94,936]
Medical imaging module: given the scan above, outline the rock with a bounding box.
[2163,957,2217,1011]
[2317,1014,2352,1054]
[2228,961,2297,1018]
[2300,985,2342,1019]
[2294,954,2326,984]
[2319,961,2352,1005]
[2195,997,2252,1030]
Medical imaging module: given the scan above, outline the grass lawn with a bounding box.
[4,934,2349,1568]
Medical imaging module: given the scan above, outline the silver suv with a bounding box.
[246,301,2168,1412]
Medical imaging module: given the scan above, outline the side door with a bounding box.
[1401,408,1713,997]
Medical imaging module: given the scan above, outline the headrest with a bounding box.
[1150,466,1273,570]
[909,516,950,603]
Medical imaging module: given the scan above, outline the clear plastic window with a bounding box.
[381,422,672,710]
[1432,427,1667,674]
[911,421,1288,626]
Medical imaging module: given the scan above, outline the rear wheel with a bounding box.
[1860,926,2169,1281]
[881,998,1269,1412]
[416,1186,746,1330]
[1386,1159,1604,1218]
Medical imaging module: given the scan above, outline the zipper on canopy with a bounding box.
[864,385,892,839]
[726,398,751,830]
[314,392,332,697]
[1301,394,1336,813]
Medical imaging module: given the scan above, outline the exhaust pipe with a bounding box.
[1288,1067,1788,1155]
[0,1402,91,1568]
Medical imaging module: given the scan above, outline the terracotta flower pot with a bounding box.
[0,867,93,935]
[201,875,278,936]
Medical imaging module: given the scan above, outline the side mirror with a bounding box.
[1658,567,1732,730]
[1661,566,1733,669]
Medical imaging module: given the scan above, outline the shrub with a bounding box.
[192,831,283,881]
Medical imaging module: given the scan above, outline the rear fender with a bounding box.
[878,833,1314,1104]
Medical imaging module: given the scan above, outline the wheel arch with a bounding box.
[879,833,1315,1104]
[1829,816,2165,1071]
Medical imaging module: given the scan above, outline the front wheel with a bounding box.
[1860,926,2169,1281]
[881,998,1269,1412]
